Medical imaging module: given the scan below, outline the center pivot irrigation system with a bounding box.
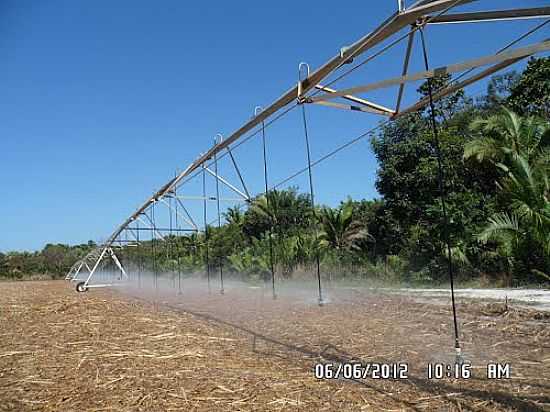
[67,1,549,360]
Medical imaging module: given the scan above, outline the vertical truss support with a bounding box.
[396,29,415,113]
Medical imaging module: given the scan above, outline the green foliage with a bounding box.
[477,71,520,112]
[318,200,371,252]
[507,57,550,119]
[371,113,499,280]
[243,188,312,239]
[467,108,550,282]
[0,242,96,279]
[227,237,271,280]
[416,73,471,122]
[465,108,550,167]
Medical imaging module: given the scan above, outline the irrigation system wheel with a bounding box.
[75,282,88,293]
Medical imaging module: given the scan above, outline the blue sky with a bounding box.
[1,0,548,251]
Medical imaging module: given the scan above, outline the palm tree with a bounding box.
[248,188,312,233]
[318,201,371,251]
[465,108,550,279]
[464,107,549,170]
[477,154,549,256]
[224,206,244,227]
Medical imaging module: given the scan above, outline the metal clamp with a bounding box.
[297,62,310,103]
[339,45,354,65]
[415,16,428,28]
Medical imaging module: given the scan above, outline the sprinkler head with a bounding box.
[318,299,325,307]
[455,347,464,365]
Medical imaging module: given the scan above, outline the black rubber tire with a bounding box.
[76,282,88,293]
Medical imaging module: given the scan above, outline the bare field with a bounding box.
[1,280,549,411]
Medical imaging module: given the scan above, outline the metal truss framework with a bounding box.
[68,247,128,289]
[67,0,549,354]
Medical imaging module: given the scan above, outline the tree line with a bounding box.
[3,58,548,286]
[0,242,97,280]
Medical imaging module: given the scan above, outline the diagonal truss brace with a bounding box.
[158,197,199,231]
[109,249,128,279]
[174,197,200,230]
[309,40,550,104]
[310,100,393,115]
[66,260,84,280]
[226,148,251,199]
[136,213,166,241]
[204,167,251,201]
[67,249,105,281]
[395,54,527,117]
[314,84,396,115]
[396,30,415,113]
[125,227,140,242]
